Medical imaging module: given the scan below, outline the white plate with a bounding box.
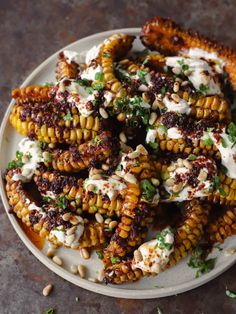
[1,28,236,299]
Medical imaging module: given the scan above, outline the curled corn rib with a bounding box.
[101,33,135,96]
[56,51,80,80]
[5,168,109,249]
[12,85,52,104]
[44,131,118,172]
[140,16,236,89]
[207,207,236,243]
[104,199,210,284]
[9,103,100,144]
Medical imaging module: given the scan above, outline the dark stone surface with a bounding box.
[1,0,236,313]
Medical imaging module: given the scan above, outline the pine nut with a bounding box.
[67,226,77,235]
[173,82,180,93]
[22,155,29,163]
[42,151,51,162]
[48,242,57,249]
[95,213,104,223]
[152,99,160,110]
[151,178,160,186]
[52,255,63,266]
[42,284,53,297]
[70,216,79,225]
[224,248,236,256]
[91,174,102,180]
[172,67,181,75]
[77,264,86,278]
[136,144,148,156]
[184,69,191,76]
[117,113,126,122]
[181,80,189,86]
[62,212,71,221]
[120,142,132,153]
[66,234,75,245]
[183,159,192,169]
[71,242,80,249]
[142,91,150,102]
[165,178,175,186]
[134,250,143,262]
[70,264,78,274]
[167,164,176,172]
[171,93,180,103]
[80,248,90,260]
[99,108,108,119]
[197,169,208,181]
[104,218,112,224]
[128,151,140,159]
[46,248,56,258]
[88,184,96,192]
[172,183,183,193]
[48,143,55,149]
[119,132,127,143]
[102,164,109,171]
[149,112,157,125]
[111,174,121,180]
[109,221,118,229]
[124,173,138,184]
[177,158,183,166]
[202,74,209,85]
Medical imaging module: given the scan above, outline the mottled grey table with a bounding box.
[1,0,236,313]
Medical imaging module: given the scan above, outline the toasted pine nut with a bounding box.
[80,248,90,260]
[46,248,56,258]
[117,113,126,122]
[172,67,181,75]
[183,159,192,169]
[119,132,127,143]
[66,234,75,245]
[97,269,105,282]
[151,178,160,186]
[128,151,140,159]
[102,164,109,171]
[149,112,157,125]
[42,284,53,297]
[95,213,104,223]
[171,93,180,103]
[124,173,138,184]
[99,108,108,119]
[77,264,86,278]
[136,144,148,156]
[91,174,102,180]
[88,277,99,283]
[197,169,208,181]
[70,265,78,274]
[104,218,112,224]
[109,221,118,229]
[173,82,180,92]
[66,226,77,236]
[52,255,63,266]
[172,183,183,193]
[62,212,71,221]
[134,250,143,262]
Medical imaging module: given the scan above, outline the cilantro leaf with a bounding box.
[188,246,216,278]
[95,72,104,81]
[141,179,157,202]
[56,196,68,209]
[137,70,148,85]
[198,84,209,95]
[63,111,73,121]
[188,154,196,161]
[226,288,236,299]
[111,256,120,264]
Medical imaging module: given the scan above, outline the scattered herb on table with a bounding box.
[226,287,236,299]
[45,308,56,314]
[188,246,216,278]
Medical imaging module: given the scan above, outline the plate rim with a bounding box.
[1,27,236,299]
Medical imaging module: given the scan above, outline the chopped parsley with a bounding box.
[85,86,94,94]
[203,134,214,146]
[39,141,47,150]
[56,196,68,210]
[227,122,236,147]
[198,83,209,95]
[209,175,227,197]
[7,159,23,170]
[96,250,103,259]
[177,59,189,72]
[141,179,157,202]
[221,136,228,148]
[220,164,228,174]
[95,72,104,81]
[43,196,53,203]
[115,67,131,82]
[188,154,197,161]
[102,52,110,58]
[148,141,159,150]
[188,246,216,278]
[63,111,73,121]
[155,228,174,251]
[92,82,104,90]
[226,287,236,299]
[45,308,56,314]
[161,86,167,96]
[137,70,148,85]
[44,82,54,87]
[76,79,90,87]
[16,150,23,160]
[158,124,168,135]
[110,256,120,264]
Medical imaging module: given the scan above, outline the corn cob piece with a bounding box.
[140,17,236,89]
[44,131,118,172]
[9,102,100,144]
[5,168,109,249]
[12,85,53,104]
[56,51,80,80]
[104,199,210,284]
[101,33,135,96]
[207,207,236,243]
[154,157,236,205]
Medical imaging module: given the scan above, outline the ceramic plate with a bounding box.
[1,28,236,299]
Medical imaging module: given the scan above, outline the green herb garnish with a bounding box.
[221,137,228,148]
[226,288,236,299]
[210,176,226,197]
[43,196,53,203]
[188,246,216,278]
[16,150,23,161]
[203,135,214,147]
[85,87,94,94]
[161,86,167,96]
[76,79,90,86]
[220,164,228,174]
[45,308,56,314]
[227,122,236,147]
[137,70,148,85]
[214,244,223,252]
[149,141,159,150]
[141,179,157,202]
[111,256,120,264]
[7,159,23,170]
[44,82,54,87]
[63,111,73,121]
[56,196,68,210]
[188,154,197,161]
[177,59,189,73]
[96,250,103,259]
[95,72,104,81]
[102,52,110,58]
[156,228,174,251]
[198,83,209,95]
[158,124,168,134]
[92,82,104,90]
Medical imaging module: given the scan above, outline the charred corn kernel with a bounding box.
[56,52,80,80]
[12,85,52,103]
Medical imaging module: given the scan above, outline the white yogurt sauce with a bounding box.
[12,138,43,182]
[49,217,84,247]
[104,91,114,107]
[132,227,174,273]
[146,129,157,144]
[85,44,101,65]
[166,56,221,95]
[63,50,80,64]
[163,95,191,115]
[81,65,103,81]
[84,177,126,200]
[203,130,236,179]
[28,202,46,218]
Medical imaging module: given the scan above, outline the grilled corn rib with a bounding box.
[154,157,236,205]
[104,199,210,284]
[207,207,236,243]
[12,85,53,104]
[9,102,100,144]
[101,33,135,96]
[5,168,109,249]
[140,16,236,89]
[56,51,80,80]
[43,131,118,172]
